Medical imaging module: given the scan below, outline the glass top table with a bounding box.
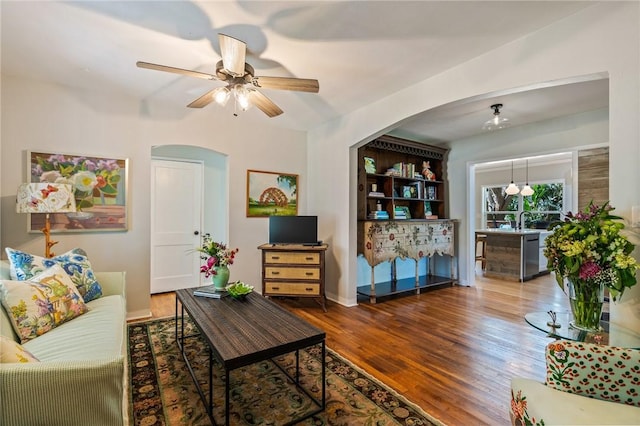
[525,311,640,349]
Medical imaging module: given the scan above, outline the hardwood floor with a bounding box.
[147,268,570,425]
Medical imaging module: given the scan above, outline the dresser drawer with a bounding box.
[264,251,320,265]
[258,243,327,311]
[266,282,320,295]
[265,267,320,280]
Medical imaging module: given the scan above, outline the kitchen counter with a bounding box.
[477,228,541,235]
[476,229,542,281]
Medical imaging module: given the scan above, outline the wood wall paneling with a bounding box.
[578,147,609,210]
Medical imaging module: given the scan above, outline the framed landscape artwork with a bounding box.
[28,151,128,233]
[246,169,298,217]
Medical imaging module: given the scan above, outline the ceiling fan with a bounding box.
[137,34,319,117]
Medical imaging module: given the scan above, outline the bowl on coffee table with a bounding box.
[226,281,254,300]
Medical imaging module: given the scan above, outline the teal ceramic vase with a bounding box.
[211,266,230,291]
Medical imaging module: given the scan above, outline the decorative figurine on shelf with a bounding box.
[422,161,436,181]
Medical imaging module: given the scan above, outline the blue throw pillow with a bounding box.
[5,247,103,302]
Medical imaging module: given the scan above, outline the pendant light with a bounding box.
[483,103,510,131]
[521,159,534,196]
[505,161,520,195]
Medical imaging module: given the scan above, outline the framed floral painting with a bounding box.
[28,151,128,232]
[246,170,298,217]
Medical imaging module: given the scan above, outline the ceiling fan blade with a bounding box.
[252,76,319,93]
[187,89,217,108]
[218,34,246,77]
[136,61,216,80]
[248,90,284,117]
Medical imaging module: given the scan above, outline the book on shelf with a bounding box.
[393,205,411,219]
[425,215,439,219]
[425,186,437,200]
[368,211,389,219]
[390,162,416,178]
[402,184,419,198]
[368,191,385,197]
[385,168,401,176]
[193,284,228,298]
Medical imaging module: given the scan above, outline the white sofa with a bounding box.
[0,260,128,426]
[510,340,640,425]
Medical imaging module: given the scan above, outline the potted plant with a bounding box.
[196,234,239,290]
[544,202,639,330]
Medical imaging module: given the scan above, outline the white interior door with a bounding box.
[150,159,203,293]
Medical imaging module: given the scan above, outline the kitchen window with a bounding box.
[482,182,564,229]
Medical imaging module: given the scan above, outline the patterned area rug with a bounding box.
[128,317,444,426]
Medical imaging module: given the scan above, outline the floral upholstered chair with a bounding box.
[510,340,640,425]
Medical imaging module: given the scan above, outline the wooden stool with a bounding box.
[475,234,487,270]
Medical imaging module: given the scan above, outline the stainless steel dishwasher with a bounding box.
[523,233,540,280]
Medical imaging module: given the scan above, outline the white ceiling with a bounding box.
[1,1,608,141]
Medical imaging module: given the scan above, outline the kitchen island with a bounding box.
[476,228,548,282]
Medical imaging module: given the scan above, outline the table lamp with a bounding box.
[16,183,77,258]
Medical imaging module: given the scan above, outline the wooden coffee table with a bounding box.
[175,289,326,425]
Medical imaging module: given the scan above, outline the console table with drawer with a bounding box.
[258,243,328,311]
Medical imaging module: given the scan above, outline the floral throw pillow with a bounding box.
[5,247,102,302]
[546,340,640,406]
[0,264,88,343]
[0,335,39,363]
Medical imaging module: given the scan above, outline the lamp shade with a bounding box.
[521,185,534,196]
[505,182,520,195]
[212,86,231,106]
[16,183,76,214]
[482,103,510,131]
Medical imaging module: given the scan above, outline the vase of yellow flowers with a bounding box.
[544,202,639,331]
[196,234,239,291]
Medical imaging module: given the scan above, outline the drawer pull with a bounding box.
[305,272,313,276]
[271,271,280,275]
[305,257,314,261]
[305,288,314,292]
[272,286,280,290]
[271,256,280,260]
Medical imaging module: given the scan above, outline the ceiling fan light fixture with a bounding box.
[233,85,251,111]
[212,87,231,106]
[483,103,510,131]
[137,33,318,118]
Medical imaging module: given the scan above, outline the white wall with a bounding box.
[309,0,640,331]
[0,75,308,318]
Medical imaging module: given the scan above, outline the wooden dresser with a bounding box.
[258,243,328,311]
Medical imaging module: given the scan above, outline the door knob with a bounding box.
[194,231,200,235]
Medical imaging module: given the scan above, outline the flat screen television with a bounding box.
[269,215,318,245]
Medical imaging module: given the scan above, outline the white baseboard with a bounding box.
[126,309,152,322]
